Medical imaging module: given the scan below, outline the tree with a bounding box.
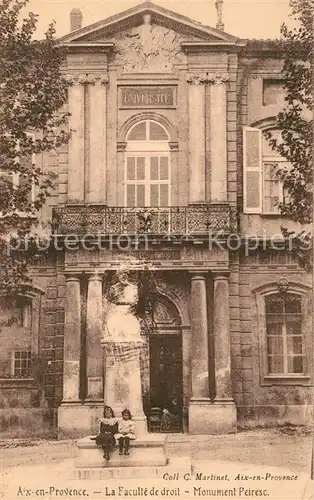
[267,0,313,268]
[0,0,69,296]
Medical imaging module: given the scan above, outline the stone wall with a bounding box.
[0,256,66,437]
[236,250,312,428]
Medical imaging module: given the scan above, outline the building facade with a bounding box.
[0,1,312,437]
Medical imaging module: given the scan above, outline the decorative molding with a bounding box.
[117,141,127,152]
[186,71,229,85]
[169,141,179,151]
[65,73,109,85]
[114,18,186,73]
[277,277,289,294]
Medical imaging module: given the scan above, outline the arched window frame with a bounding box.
[124,120,171,207]
[255,282,312,386]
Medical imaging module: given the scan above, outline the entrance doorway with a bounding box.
[148,333,183,432]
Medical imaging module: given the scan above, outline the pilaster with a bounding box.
[67,77,85,203]
[186,73,206,204]
[88,75,109,204]
[209,73,229,202]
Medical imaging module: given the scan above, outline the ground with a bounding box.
[1,427,313,500]
[1,427,312,472]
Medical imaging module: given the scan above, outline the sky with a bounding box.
[21,0,296,40]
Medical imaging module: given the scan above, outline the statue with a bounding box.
[104,270,143,343]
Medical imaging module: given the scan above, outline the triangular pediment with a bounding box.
[59,1,239,44]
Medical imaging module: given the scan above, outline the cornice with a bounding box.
[62,42,115,54]
[181,40,246,54]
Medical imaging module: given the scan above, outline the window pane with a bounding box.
[284,296,302,314]
[126,185,135,206]
[127,122,146,140]
[287,356,303,374]
[287,336,303,354]
[137,157,145,180]
[267,337,283,355]
[160,157,169,180]
[265,296,284,314]
[127,157,135,180]
[137,185,145,207]
[150,157,159,180]
[268,355,284,374]
[150,185,158,206]
[286,320,302,335]
[266,315,284,328]
[264,162,281,213]
[149,121,168,140]
[160,184,169,207]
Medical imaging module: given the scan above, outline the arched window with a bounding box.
[255,283,311,384]
[125,120,170,207]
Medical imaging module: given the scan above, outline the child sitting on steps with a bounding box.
[115,409,136,455]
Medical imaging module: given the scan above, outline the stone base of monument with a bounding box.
[75,434,167,468]
[72,457,191,480]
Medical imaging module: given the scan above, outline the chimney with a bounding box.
[215,0,224,31]
[70,8,83,32]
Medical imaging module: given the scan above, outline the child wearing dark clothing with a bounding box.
[95,406,118,461]
[115,409,136,455]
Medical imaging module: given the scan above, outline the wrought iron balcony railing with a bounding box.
[52,204,237,237]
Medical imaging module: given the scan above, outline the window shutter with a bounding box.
[243,127,262,213]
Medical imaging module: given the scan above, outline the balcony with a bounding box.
[52,204,237,238]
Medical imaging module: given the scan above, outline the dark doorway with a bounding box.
[149,334,183,432]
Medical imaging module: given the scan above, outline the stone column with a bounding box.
[62,276,81,402]
[186,73,206,204]
[209,73,229,202]
[213,273,233,400]
[88,75,109,204]
[86,274,103,400]
[189,273,211,434]
[67,75,85,203]
[212,272,237,433]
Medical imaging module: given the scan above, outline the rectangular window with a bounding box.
[0,298,32,379]
[13,351,32,378]
[265,294,304,375]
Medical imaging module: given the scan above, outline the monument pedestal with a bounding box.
[102,340,147,434]
[75,435,167,468]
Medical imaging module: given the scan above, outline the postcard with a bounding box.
[0,0,313,499]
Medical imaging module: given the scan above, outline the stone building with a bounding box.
[0,1,312,437]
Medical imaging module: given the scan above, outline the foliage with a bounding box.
[0,0,69,296]
[267,0,313,269]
